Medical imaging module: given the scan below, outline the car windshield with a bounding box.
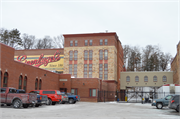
[57,91,61,95]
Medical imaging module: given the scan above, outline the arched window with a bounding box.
[135,76,139,82]
[99,50,103,60]
[74,51,78,61]
[153,76,157,82]
[162,76,167,82]
[18,75,23,89]
[39,79,42,90]
[69,51,73,61]
[126,76,130,82]
[89,50,93,60]
[84,50,88,60]
[23,76,27,92]
[35,79,38,90]
[104,50,108,60]
[3,72,8,87]
[144,76,148,82]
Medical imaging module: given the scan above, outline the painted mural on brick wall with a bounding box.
[14,50,64,72]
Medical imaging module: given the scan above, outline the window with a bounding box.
[43,91,55,94]
[71,89,78,95]
[70,41,73,46]
[39,79,42,90]
[144,76,148,82]
[90,40,92,46]
[89,64,92,78]
[74,51,78,61]
[18,75,23,89]
[163,76,167,82]
[104,50,108,60]
[84,64,87,78]
[35,79,38,90]
[99,50,103,60]
[85,40,88,46]
[69,64,73,75]
[104,64,108,80]
[89,50,93,60]
[23,76,27,92]
[89,89,96,97]
[84,50,88,60]
[69,51,73,61]
[75,40,78,46]
[153,76,157,82]
[100,39,103,45]
[1,88,6,93]
[105,39,108,45]
[99,64,103,79]
[0,71,2,87]
[9,89,16,93]
[74,64,77,78]
[135,76,139,82]
[3,72,8,87]
[126,76,130,82]
[165,95,172,100]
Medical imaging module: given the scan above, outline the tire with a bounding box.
[176,105,179,112]
[6,104,11,106]
[13,99,22,108]
[35,104,40,107]
[69,99,74,104]
[156,103,163,109]
[62,102,65,104]
[52,102,56,105]
[47,99,52,105]
[23,104,29,108]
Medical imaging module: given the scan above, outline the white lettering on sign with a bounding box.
[59,79,67,81]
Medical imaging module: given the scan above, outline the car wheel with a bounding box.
[69,99,74,104]
[35,104,39,107]
[6,104,11,106]
[52,102,56,105]
[156,103,163,109]
[13,99,22,108]
[62,102,65,104]
[176,105,179,112]
[23,104,29,108]
[47,99,52,105]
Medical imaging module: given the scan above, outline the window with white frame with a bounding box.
[135,76,139,82]
[126,76,130,82]
[89,89,96,97]
[104,50,108,60]
[153,76,157,82]
[163,76,167,82]
[144,76,148,82]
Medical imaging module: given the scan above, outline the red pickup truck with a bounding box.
[0,87,37,108]
[29,90,61,105]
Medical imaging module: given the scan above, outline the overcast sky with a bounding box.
[0,0,179,57]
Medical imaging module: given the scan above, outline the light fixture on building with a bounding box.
[63,83,65,85]
[83,83,85,85]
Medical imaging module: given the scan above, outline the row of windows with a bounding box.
[69,50,108,61]
[84,64,93,78]
[69,64,77,78]
[71,88,96,97]
[0,72,42,92]
[69,39,108,46]
[99,64,108,80]
[126,75,167,82]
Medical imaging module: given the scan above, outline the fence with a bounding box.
[98,91,180,103]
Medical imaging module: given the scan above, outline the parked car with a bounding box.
[67,93,80,102]
[59,93,69,104]
[29,90,48,107]
[61,92,79,104]
[0,87,37,108]
[30,90,61,105]
[152,94,176,109]
[168,95,180,112]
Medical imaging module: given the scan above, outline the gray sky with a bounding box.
[0,0,179,57]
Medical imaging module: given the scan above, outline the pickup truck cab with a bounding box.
[61,92,78,104]
[152,94,176,109]
[0,87,37,108]
[30,90,61,105]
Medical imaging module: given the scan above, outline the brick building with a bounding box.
[1,32,124,102]
[171,41,180,84]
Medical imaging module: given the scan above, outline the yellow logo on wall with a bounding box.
[14,50,64,71]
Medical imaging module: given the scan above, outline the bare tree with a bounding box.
[52,35,64,48]
[34,36,52,49]
[123,45,130,68]
[159,52,172,71]
[22,33,35,49]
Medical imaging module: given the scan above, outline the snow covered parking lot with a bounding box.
[0,102,179,119]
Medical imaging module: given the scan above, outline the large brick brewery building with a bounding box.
[0,32,125,102]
